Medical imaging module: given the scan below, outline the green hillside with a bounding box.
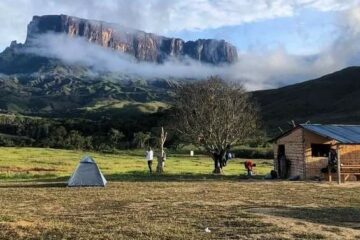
[0,44,175,116]
[0,67,173,117]
[253,66,360,135]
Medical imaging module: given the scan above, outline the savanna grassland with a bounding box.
[0,147,360,239]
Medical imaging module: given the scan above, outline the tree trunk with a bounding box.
[156,155,164,173]
[212,153,223,174]
[156,127,167,174]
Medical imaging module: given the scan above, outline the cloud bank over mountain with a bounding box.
[24,4,360,92]
[1,1,360,90]
[24,33,222,80]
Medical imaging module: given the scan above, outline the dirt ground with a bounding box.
[0,181,359,239]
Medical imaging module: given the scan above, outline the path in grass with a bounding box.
[0,147,272,181]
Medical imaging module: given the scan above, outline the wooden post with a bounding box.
[337,144,341,184]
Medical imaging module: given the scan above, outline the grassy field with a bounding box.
[0,147,271,181]
[0,147,360,239]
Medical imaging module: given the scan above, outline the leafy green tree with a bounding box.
[49,126,68,148]
[65,130,85,150]
[108,128,125,149]
[84,136,94,150]
[133,131,151,148]
[0,136,14,146]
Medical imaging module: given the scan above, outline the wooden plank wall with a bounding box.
[340,145,360,166]
[303,130,336,179]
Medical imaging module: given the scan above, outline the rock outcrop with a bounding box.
[25,15,238,64]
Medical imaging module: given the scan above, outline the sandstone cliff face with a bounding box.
[26,15,238,64]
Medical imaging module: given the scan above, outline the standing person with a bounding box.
[145,147,154,173]
[328,148,338,172]
[223,144,232,167]
[244,160,256,177]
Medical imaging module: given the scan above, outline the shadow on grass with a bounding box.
[105,171,268,182]
[0,182,67,188]
[0,171,267,185]
[264,207,360,229]
[105,171,243,182]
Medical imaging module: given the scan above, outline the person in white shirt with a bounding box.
[145,147,154,173]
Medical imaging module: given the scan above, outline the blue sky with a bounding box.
[0,0,359,89]
[0,0,354,53]
[171,9,339,55]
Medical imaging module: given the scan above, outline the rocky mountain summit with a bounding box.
[25,14,238,64]
[0,14,239,117]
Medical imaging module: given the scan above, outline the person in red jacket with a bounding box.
[244,160,256,177]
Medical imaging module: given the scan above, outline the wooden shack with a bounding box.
[273,124,360,182]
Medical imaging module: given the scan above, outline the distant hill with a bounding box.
[253,66,360,136]
[0,63,174,118]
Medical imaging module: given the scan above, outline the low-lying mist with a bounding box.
[24,33,224,78]
[23,19,360,91]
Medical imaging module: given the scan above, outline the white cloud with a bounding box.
[230,5,360,90]
[343,5,360,35]
[0,0,358,50]
[23,33,223,80]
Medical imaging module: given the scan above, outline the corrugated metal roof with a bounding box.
[300,124,360,144]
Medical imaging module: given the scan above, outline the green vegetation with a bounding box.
[0,112,167,151]
[232,146,273,159]
[0,52,173,116]
[0,147,271,181]
[83,100,169,114]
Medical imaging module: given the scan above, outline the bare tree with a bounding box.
[174,76,259,173]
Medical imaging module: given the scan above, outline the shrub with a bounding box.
[232,148,273,159]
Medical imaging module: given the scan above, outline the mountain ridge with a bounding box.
[25,14,238,64]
